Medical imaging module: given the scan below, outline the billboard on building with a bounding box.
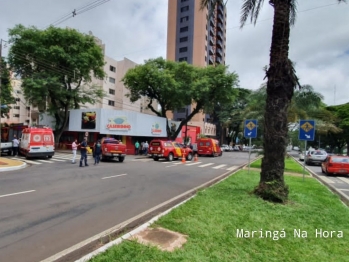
[81,111,97,129]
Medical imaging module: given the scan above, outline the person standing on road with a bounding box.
[79,137,89,167]
[135,141,140,155]
[12,135,19,156]
[71,139,79,164]
[93,140,102,165]
[143,141,149,156]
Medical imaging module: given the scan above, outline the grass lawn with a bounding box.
[89,171,349,262]
[250,157,309,175]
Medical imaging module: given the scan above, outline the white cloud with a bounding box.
[1,0,348,106]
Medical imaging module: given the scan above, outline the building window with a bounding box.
[108,100,115,106]
[15,98,20,102]
[179,57,187,62]
[109,89,115,95]
[109,77,115,84]
[180,36,188,42]
[180,26,188,32]
[181,6,189,12]
[13,106,20,110]
[13,114,20,118]
[181,0,189,2]
[179,47,188,53]
[16,90,22,94]
[180,16,189,23]
[110,65,116,72]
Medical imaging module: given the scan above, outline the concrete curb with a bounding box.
[0,160,27,172]
[40,164,245,262]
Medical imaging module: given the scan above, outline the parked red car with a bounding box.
[321,155,349,176]
[149,140,193,161]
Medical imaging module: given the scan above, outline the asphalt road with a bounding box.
[289,150,349,199]
[0,151,251,262]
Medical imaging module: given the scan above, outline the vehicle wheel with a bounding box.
[219,151,223,156]
[48,155,52,159]
[321,167,325,173]
[186,153,193,161]
[7,151,12,156]
[167,153,174,162]
[118,156,125,162]
[153,157,159,161]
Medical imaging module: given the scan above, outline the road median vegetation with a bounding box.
[89,170,349,262]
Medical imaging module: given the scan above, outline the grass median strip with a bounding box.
[250,157,310,175]
[89,170,349,262]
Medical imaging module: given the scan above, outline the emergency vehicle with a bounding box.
[19,127,55,159]
[149,140,193,161]
[195,138,222,157]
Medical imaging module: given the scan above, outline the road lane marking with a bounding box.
[320,176,334,184]
[0,190,36,198]
[337,177,349,184]
[37,159,54,163]
[102,174,127,180]
[185,162,202,166]
[212,164,227,169]
[198,163,214,167]
[226,165,239,171]
[165,165,177,168]
[50,159,65,162]
[21,159,42,165]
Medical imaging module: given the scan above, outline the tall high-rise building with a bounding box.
[166,0,227,137]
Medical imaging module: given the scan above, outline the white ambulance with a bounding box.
[19,127,55,159]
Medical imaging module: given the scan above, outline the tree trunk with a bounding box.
[254,1,294,203]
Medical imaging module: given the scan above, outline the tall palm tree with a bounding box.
[200,0,346,202]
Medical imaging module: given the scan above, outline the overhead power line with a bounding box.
[44,0,111,28]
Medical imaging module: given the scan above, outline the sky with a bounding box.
[1,0,348,106]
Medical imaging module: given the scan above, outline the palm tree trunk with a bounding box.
[254,1,294,202]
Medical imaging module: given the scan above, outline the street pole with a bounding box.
[185,108,188,144]
[248,137,251,175]
[302,141,307,181]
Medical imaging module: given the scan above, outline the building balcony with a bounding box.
[217,31,223,40]
[218,4,224,15]
[217,22,224,32]
[218,14,224,23]
[209,46,214,55]
[209,36,214,45]
[217,39,223,48]
[209,26,215,36]
[216,57,222,64]
[210,16,215,26]
[209,56,214,64]
[216,48,223,57]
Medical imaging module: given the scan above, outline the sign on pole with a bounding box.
[298,120,315,141]
[244,119,258,138]
[244,120,257,175]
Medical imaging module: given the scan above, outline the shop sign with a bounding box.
[151,123,162,135]
[106,117,131,131]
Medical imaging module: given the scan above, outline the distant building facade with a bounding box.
[166,0,227,139]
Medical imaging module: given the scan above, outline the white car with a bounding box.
[299,151,307,161]
[293,146,299,151]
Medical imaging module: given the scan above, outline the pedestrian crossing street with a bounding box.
[10,153,87,165]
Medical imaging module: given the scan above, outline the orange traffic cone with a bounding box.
[182,152,186,163]
[194,154,198,162]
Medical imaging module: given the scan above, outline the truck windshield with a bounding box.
[103,140,119,144]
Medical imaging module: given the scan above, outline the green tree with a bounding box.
[217,88,252,145]
[7,25,105,143]
[0,58,15,118]
[326,103,349,155]
[201,0,346,202]
[122,57,239,139]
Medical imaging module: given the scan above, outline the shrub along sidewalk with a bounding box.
[89,170,349,262]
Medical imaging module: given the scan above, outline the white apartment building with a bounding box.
[1,36,158,128]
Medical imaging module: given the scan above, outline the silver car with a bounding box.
[305,150,328,166]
